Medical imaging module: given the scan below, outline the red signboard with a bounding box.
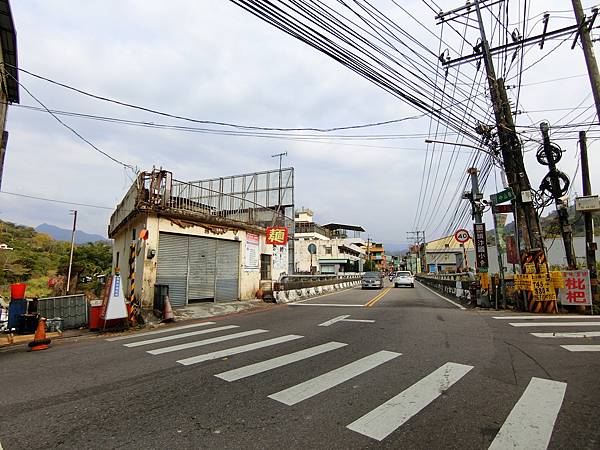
[505,236,519,265]
[493,204,513,214]
[266,226,289,245]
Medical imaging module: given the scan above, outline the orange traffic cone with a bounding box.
[161,296,175,322]
[28,317,51,351]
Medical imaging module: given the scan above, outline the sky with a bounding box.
[2,1,600,249]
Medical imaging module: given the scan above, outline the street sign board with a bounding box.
[473,223,489,271]
[575,195,600,212]
[490,187,515,205]
[454,228,470,243]
[266,226,289,245]
[558,270,592,305]
[492,204,513,214]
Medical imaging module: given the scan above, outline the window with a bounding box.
[260,254,272,280]
[325,246,332,255]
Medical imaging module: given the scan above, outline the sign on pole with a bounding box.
[454,228,470,244]
[490,187,515,205]
[473,223,489,271]
[492,204,513,214]
[559,270,593,305]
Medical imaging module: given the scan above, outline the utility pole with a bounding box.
[407,231,425,273]
[66,210,77,294]
[571,1,600,124]
[540,122,577,268]
[579,131,599,303]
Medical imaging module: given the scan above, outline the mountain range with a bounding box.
[35,223,108,244]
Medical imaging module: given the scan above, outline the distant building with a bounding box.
[294,208,366,274]
[366,242,387,271]
[108,169,292,309]
[424,235,474,273]
[0,0,19,189]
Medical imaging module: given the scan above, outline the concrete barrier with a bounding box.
[275,280,360,304]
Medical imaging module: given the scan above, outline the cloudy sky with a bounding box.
[2,1,600,248]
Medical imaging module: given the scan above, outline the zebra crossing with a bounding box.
[107,322,567,447]
[493,315,600,352]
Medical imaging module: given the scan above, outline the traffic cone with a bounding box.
[28,317,51,351]
[161,296,175,322]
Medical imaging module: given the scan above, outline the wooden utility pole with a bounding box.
[66,210,78,293]
[571,1,600,124]
[540,122,577,268]
[579,131,599,303]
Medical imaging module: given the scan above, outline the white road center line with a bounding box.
[346,362,473,441]
[268,350,400,406]
[124,325,239,347]
[105,322,216,341]
[177,335,303,365]
[215,341,347,381]
[343,319,376,323]
[531,331,600,338]
[318,315,350,326]
[493,316,595,320]
[509,322,600,327]
[147,329,268,355]
[560,345,600,352]
[488,377,566,450]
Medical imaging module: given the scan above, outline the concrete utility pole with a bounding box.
[579,131,599,302]
[540,123,577,269]
[473,0,544,256]
[66,210,78,293]
[571,1,600,125]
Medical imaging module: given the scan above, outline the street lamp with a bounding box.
[424,139,502,165]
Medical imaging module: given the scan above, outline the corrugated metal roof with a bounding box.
[0,0,18,103]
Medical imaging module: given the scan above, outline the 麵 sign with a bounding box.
[266,226,289,245]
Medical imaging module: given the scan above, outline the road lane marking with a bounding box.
[318,315,351,326]
[416,281,466,310]
[106,322,216,341]
[268,350,400,406]
[560,345,600,352]
[347,362,473,441]
[147,329,268,355]
[215,341,347,381]
[318,315,376,326]
[124,325,239,347]
[509,322,600,327]
[289,303,364,307]
[531,331,600,338]
[177,335,303,365]
[364,288,392,307]
[488,377,566,450]
[493,315,594,320]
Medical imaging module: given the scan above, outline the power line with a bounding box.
[0,190,114,210]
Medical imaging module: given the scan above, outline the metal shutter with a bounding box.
[156,233,189,308]
[215,240,240,302]
[188,236,216,301]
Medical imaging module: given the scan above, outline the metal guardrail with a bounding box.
[37,294,88,330]
[416,274,473,301]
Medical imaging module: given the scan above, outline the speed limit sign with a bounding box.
[454,228,470,243]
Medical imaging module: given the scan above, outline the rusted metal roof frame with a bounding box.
[0,0,18,103]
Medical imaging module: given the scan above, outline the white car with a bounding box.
[394,271,414,288]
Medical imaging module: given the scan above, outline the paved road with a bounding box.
[2,281,599,449]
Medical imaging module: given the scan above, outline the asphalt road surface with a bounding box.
[2,281,599,449]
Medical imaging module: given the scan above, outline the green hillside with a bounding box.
[0,220,112,298]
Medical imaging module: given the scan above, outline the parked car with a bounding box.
[394,271,415,288]
[362,271,383,289]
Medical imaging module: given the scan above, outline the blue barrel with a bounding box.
[8,299,27,330]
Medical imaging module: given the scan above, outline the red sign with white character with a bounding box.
[558,270,592,306]
[266,226,288,245]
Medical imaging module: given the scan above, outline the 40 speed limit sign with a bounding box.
[454,228,471,243]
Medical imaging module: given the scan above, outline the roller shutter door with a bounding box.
[188,237,216,301]
[215,240,240,302]
[156,233,188,308]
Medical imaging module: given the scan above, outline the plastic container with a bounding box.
[88,300,103,330]
[8,299,27,330]
[10,283,26,300]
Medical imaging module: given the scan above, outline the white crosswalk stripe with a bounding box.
[531,331,600,338]
[560,345,600,352]
[509,322,600,327]
[124,325,239,347]
[215,341,348,381]
[346,362,473,441]
[147,329,268,355]
[105,322,216,341]
[488,377,566,450]
[177,335,304,366]
[268,350,400,406]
